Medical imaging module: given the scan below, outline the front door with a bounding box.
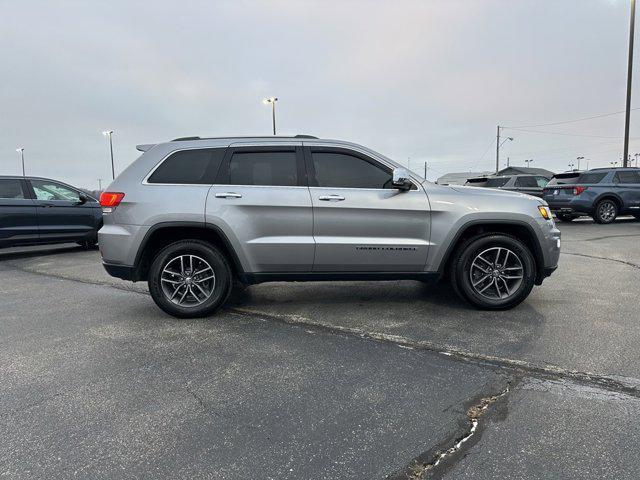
[28,179,96,242]
[0,178,38,246]
[206,144,314,273]
[305,146,430,272]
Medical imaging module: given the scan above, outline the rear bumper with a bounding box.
[103,262,135,281]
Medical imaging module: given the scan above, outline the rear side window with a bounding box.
[148,148,225,184]
[515,176,538,187]
[228,151,298,186]
[614,171,640,184]
[311,151,392,189]
[31,179,80,201]
[0,179,25,199]
[577,172,608,184]
[484,177,510,188]
[548,174,580,186]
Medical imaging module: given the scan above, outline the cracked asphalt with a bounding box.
[1,217,639,479]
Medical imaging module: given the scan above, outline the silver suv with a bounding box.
[98,135,560,318]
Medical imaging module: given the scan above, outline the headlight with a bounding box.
[538,205,552,220]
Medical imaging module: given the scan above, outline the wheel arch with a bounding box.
[594,193,623,210]
[132,222,244,282]
[438,220,545,284]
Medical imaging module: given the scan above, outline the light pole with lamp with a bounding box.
[102,130,115,180]
[262,97,278,135]
[525,158,534,168]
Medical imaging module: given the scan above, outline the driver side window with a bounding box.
[311,151,392,189]
[31,179,80,202]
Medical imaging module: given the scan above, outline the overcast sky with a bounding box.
[1,0,639,187]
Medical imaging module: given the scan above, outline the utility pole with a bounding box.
[623,0,636,167]
[424,161,428,178]
[507,157,510,167]
[495,125,500,174]
[635,153,640,167]
[98,178,103,191]
[15,148,25,176]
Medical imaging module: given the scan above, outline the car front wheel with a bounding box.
[593,199,618,224]
[148,240,233,318]
[450,234,536,310]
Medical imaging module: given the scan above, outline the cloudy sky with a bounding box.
[1,0,639,187]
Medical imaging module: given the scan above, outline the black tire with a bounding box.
[450,234,536,310]
[593,199,618,224]
[556,213,575,222]
[148,240,233,318]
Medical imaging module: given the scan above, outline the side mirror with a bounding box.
[77,193,88,205]
[392,168,412,191]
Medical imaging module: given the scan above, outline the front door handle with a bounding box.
[215,192,242,199]
[318,195,345,202]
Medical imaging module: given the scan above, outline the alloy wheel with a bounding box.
[469,247,524,300]
[160,254,216,307]
[598,201,616,222]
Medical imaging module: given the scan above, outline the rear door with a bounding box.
[206,143,314,272]
[305,145,430,272]
[0,178,39,246]
[613,170,640,211]
[28,179,97,242]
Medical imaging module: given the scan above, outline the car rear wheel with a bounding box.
[450,234,536,310]
[148,240,233,318]
[593,199,618,224]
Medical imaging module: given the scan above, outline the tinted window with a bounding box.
[577,172,607,184]
[312,152,391,189]
[548,174,580,186]
[515,176,538,187]
[31,180,80,201]
[614,171,640,184]
[228,151,297,186]
[148,148,225,184]
[0,179,25,199]
[484,177,510,188]
[535,176,549,187]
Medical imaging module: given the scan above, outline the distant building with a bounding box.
[497,166,555,178]
[436,171,492,185]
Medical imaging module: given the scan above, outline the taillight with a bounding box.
[573,186,588,195]
[100,192,125,209]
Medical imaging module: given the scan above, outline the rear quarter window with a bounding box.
[614,171,640,184]
[484,177,510,188]
[148,148,225,184]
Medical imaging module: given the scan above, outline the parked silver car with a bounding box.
[98,136,560,317]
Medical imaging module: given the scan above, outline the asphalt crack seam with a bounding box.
[398,380,514,480]
[7,261,640,398]
[229,308,640,399]
[562,251,640,270]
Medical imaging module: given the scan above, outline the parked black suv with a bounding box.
[465,174,550,198]
[542,168,640,223]
[0,176,102,248]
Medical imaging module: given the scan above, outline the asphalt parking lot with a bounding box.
[1,218,640,479]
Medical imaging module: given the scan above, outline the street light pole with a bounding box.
[262,97,278,135]
[102,130,115,179]
[16,148,25,176]
[576,156,584,170]
[495,125,500,174]
[623,0,636,167]
[525,159,534,168]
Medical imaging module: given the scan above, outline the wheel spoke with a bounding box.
[192,282,208,299]
[161,278,182,285]
[193,266,212,276]
[500,277,511,295]
[169,284,184,300]
[194,275,214,283]
[472,275,490,287]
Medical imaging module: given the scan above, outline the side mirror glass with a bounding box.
[392,168,412,191]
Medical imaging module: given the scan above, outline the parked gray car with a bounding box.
[465,174,551,198]
[98,136,560,317]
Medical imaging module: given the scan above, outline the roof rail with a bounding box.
[170,134,319,142]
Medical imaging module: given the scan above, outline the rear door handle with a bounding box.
[39,203,55,208]
[215,192,242,199]
[318,195,345,202]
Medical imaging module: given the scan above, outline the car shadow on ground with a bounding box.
[0,243,88,262]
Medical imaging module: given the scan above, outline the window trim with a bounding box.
[216,146,306,187]
[304,146,417,190]
[143,147,227,186]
